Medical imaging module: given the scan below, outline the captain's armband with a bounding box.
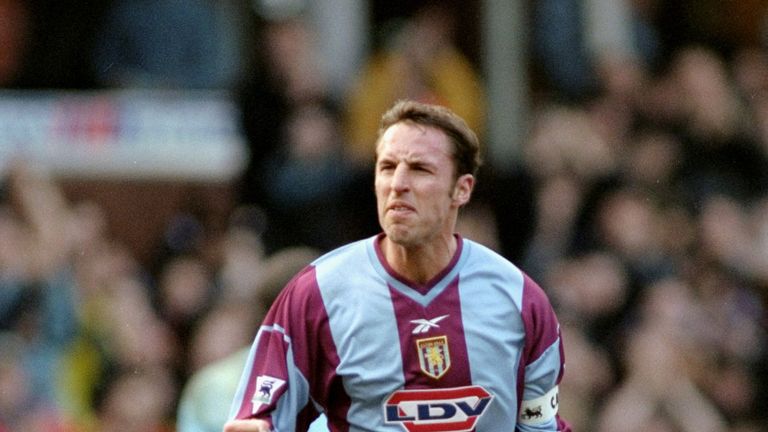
[518,385,559,425]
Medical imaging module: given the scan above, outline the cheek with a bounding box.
[374,180,389,211]
[425,191,454,216]
[374,178,388,199]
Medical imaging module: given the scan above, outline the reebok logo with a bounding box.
[410,314,449,334]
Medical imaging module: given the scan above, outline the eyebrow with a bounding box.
[376,153,440,172]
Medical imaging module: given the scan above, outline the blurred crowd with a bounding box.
[1,1,768,432]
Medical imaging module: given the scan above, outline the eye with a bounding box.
[411,163,433,174]
[377,161,395,172]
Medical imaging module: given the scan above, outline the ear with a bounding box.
[452,174,475,207]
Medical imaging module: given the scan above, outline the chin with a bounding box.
[387,232,431,251]
[389,237,419,248]
[383,226,417,247]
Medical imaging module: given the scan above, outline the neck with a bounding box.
[381,233,457,285]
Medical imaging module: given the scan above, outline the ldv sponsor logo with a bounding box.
[384,386,494,432]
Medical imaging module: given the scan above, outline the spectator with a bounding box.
[595,278,732,432]
[237,14,329,211]
[259,100,359,251]
[521,36,768,430]
[92,0,250,89]
[235,14,374,253]
[670,47,768,202]
[342,2,486,168]
[520,103,619,278]
[0,332,74,432]
[154,253,217,373]
[94,367,177,432]
[177,246,321,432]
[532,0,661,101]
[0,163,80,428]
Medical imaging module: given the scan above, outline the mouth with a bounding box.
[387,201,415,214]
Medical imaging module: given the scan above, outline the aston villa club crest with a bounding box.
[416,335,451,379]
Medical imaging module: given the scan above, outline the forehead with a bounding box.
[377,122,453,161]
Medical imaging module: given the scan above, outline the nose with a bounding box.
[390,164,410,193]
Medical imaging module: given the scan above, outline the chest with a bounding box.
[322,276,526,398]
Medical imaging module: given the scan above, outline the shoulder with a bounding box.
[462,238,523,278]
[311,237,371,269]
[277,237,375,301]
[462,238,555,309]
[311,236,379,287]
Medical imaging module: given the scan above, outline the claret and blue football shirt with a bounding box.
[229,234,571,431]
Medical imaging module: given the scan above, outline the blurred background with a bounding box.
[0,0,767,431]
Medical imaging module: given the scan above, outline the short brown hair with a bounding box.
[376,100,482,177]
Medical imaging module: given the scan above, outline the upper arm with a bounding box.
[517,273,571,432]
[228,267,325,429]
